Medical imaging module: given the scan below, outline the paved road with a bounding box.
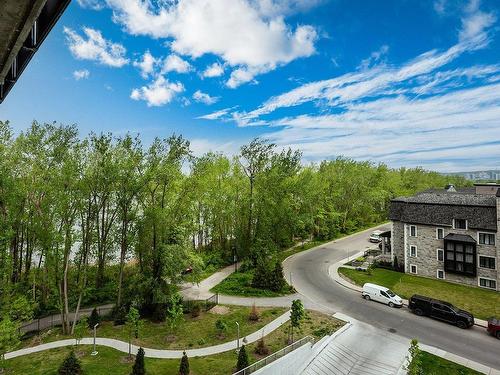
[283,225,500,370]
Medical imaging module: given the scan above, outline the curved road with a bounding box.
[283,225,500,370]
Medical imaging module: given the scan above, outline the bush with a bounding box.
[269,261,285,292]
[236,345,249,371]
[251,260,270,289]
[255,338,269,356]
[131,347,146,375]
[87,308,100,329]
[215,319,228,336]
[179,351,190,375]
[113,305,128,326]
[190,303,202,318]
[248,303,260,322]
[58,350,82,375]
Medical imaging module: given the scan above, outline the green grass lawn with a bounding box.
[211,270,295,297]
[415,351,482,374]
[339,267,500,320]
[5,310,343,375]
[22,305,286,350]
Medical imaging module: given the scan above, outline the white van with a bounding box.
[362,283,403,308]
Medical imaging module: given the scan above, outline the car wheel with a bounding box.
[388,302,395,308]
[456,320,467,329]
[363,295,371,301]
[496,331,500,340]
[414,308,424,316]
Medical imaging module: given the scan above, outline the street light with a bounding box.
[91,323,99,356]
[235,322,240,352]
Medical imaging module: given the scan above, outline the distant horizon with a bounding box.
[1,0,499,172]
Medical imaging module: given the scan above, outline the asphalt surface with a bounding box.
[283,225,500,370]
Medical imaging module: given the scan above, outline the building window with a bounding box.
[479,278,497,290]
[409,225,417,237]
[410,264,417,274]
[436,228,444,239]
[478,232,495,245]
[437,248,444,261]
[479,256,496,269]
[437,270,445,279]
[410,245,417,257]
[453,219,467,230]
[444,240,476,276]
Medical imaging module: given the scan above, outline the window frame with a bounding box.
[443,239,477,277]
[478,255,496,270]
[436,228,444,240]
[453,219,467,230]
[410,264,417,274]
[478,232,495,246]
[436,248,444,261]
[478,277,497,290]
[436,269,445,279]
[409,225,417,237]
[410,245,417,257]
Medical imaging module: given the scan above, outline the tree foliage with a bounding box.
[179,351,190,375]
[131,347,146,375]
[236,344,249,371]
[58,350,82,375]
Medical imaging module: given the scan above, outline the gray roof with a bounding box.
[444,233,476,243]
[390,189,497,231]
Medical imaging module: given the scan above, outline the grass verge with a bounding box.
[415,351,482,374]
[338,267,500,320]
[6,310,343,375]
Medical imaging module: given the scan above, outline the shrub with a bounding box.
[236,345,249,371]
[131,347,146,375]
[248,303,260,322]
[113,305,128,326]
[269,261,285,292]
[255,338,269,356]
[179,351,190,375]
[87,307,100,329]
[58,350,82,375]
[190,303,202,318]
[251,259,270,289]
[215,319,228,336]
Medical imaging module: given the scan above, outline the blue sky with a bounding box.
[0,0,499,172]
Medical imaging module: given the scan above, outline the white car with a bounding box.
[369,230,383,243]
[362,283,403,308]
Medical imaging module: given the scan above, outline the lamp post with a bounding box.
[91,323,99,356]
[235,321,240,352]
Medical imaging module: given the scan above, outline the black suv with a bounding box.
[408,295,474,329]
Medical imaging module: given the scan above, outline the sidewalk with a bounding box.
[6,310,291,360]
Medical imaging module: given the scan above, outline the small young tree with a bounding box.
[405,339,423,375]
[255,337,269,355]
[251,260,270,289]
[87,307,100,329]
[179,351,190,375]
[215,319,228,338]
[126,307,143,358]
[269,260,285,292]
[248,303,260,322]
[58,350,82,375]
[290,299,305,343]
[166,294,184,332]
[131,347,146,375]
[0,317,20,371]
[236,344,249,371]
[73,317,88,346]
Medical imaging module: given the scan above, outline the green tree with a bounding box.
[0,317,20,370]
[269,260,286,292]
[236,344,249,371]
[215,319,228,337]
[87,308,100,329]
[131,347,146,375]
[179,351,190,375]
[405,338,423,375]
[166,294,184,332]
[73,317,88,346]
[58,350,82,375]
[290,299,305,342]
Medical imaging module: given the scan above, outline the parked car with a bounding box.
[408,295,474,329]
[362,283,403,308]
[369,230,382,243]
[487,318,500,339]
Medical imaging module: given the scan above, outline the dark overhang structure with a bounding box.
[0,0,71,104]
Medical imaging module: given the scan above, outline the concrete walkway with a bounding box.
[6,310,291,360]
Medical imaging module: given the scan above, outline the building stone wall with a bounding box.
[391,221,405,269]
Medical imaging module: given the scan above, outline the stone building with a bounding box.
[390,183,499,291]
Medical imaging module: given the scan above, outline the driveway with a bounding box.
[283,224,500,370]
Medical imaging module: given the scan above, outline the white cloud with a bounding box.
[130,76,184,107]
[106,0,318,87]
[133,50,158,78]
[77,0,104,10]
[433,0,447,15]
[202,62,224,78]
[358,44,389,70]
[189,138,241,157]
[63,27,128,67]
[162,54,192,74]
[73,69,90,80]
[197,107,236,120]
[192,90,219,105]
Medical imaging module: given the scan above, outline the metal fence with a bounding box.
[232,335,315,375]
[182,293,219,313]
[19,305,114,335]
